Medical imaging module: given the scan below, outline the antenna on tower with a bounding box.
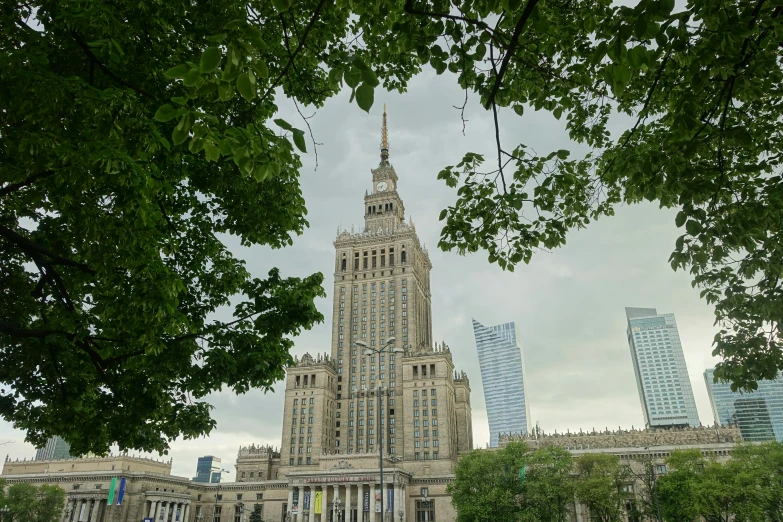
[380,104,389,165]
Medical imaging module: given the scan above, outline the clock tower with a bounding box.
[365,105,405,232]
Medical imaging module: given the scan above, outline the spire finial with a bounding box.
[380,104,389,165]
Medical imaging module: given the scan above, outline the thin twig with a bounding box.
[260,0,330,102]
[292,99,321,170]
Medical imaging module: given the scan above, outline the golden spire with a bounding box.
[380,104,389,165]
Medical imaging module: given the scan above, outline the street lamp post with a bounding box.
[1,506,11,522]
[212,468,232,522]
[354,338,403,522]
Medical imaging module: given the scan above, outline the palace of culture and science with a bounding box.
[1,110,744,522]
[1,109,476,522]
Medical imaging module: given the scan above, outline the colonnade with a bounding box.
[65,498,106,522]
[147,500,191,522]
[287,480,406,522]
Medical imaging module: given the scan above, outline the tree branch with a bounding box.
[0,170,56,198]
[70,31,154,99]
[484,0,541,110]
[0,224,96,275]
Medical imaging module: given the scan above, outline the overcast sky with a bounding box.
[0,68,724,480]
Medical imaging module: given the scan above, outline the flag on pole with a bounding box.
[107,477,118,505]
[519,465,527,486]
[117,477,127,505]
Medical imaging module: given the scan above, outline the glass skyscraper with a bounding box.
[704,367,783,441]
[472,319,531,447]
[193,456,222,483]
[34,435,72,460]
[626,307,700,428]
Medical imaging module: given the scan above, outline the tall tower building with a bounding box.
[265,108,474,522]
[471,320,531,447]
[626,307,700,428]
[34,436,71,461]
[704,367,783,441]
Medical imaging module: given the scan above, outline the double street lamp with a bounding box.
[354,338,404,522]
[1,506,10,522]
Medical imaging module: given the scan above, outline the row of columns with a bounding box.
[287,482,406,522]
[65,499,105,522]
[148,500,191,522]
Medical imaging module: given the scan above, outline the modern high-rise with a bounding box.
[192,456,222,483]
[704,367,783,441]
[34,436,72,460]
[626,307,700,428]
[471,320,531,447]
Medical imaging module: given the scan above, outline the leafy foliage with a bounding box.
[448,442,574,522]
[573,453,631,522]
[417,0,783,390]
[657,444,783,522]
[0,480,66,522]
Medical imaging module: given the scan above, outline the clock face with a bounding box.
[376,181,388,192]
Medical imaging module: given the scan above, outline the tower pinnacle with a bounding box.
[380,104,389,165]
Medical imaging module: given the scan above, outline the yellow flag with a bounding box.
[314,492,322,514]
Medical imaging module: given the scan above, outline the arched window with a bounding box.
[401,251,407,264]
[390,202,393,211]
[341,259,346,271]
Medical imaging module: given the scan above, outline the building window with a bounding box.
[214,507,222,522]
[416,500,435,521]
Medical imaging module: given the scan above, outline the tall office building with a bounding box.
[704,367,783,441]
[192,456,222,483]
[34,436,72,461]
[626,307,700,428]
[471,320,531,447]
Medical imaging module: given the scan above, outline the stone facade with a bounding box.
[498,424,742,450]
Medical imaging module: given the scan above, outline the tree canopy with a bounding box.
[448,442,575,522]
[0,480,66,522]
[2,0,782,453]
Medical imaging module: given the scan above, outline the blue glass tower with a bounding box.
[626,307,700,428]
[704,368,783,441]
[193,456,222,483]
[471,320,531,447]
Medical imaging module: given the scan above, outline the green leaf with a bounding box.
[513,105,524,116]
[685,220,702,235]
[271,0,292,12]
[164,64,189,79]
[253,163,269,182]
[204,142,220,162]
[183,68,202,87]
[556,149,570,159]
[274,118,293,131]
[206,33,227,43]
[344,67,362,88]
[172,126,188,146]
[171,96,188,105]
[293,131,307,153]
[675,211,687,228]
[439,209,448,221]
[200,47,222,73]
[237,72,255,101]
[253,61,269,80]
[154,104,177,122]
[218,81,234,101]
[355,84,374,113]
[360,66,379,87]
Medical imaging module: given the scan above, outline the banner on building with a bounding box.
[314,492,322,514]
[363,491,370,512]
[292,489,299,513]
[375,492,381,513]
[78,502,87,522]
[387,489,394,511]
[175,507,181,521]
[107,477,118,505]
[303,491,311,512]
[116,477,127,506]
